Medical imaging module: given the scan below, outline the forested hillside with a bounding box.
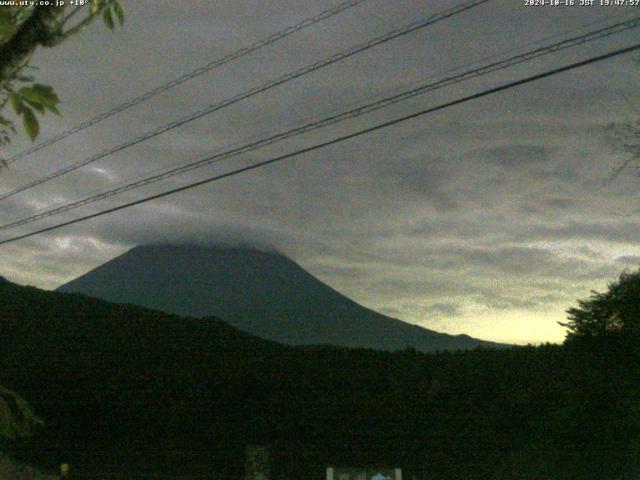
[0,276,638,479]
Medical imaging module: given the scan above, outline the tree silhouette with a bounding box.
[561,269,640,342]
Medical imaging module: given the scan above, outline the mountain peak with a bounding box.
[59,244,503,352]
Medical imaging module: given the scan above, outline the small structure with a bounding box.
[245,445,270,480]
[327,466,402,480]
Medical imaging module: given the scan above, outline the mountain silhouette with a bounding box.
[58,245,501,351]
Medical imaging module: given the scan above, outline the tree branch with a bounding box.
[61,5,83,28]
[54,11,101,44]
[8,2,117,50]
[0,6,65,87]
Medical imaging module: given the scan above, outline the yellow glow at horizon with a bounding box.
[416,308,568,345]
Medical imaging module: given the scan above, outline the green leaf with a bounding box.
[32,83,54,93]
[103,8,114,30]
[0,21,15,43]
[114,1,125,26]
[0,10,15,34]
[26,100,46,115]
[45,103,61,116]
[32,83,58,98]
[90,0,101,15]
[9,93,24,114]
[24,99,45,113]
[21,84,59,107]
[18,86,34,99]
[22,108,39,141]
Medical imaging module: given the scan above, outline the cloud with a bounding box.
[522,221,640,244]
[483,145,553,168]
[422,302,462,317]
[0,0,638,343]
[616,255,640,266]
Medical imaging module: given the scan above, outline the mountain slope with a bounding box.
[58,245,500,351]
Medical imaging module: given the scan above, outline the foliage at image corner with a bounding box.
[0,384,42,443]
[0,0,124,150]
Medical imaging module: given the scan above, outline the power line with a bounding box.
[3,16,638,229]
[2,0,370,166]
[12,12,628,226]
[2,16,638,231]
[0,0,491,203]
[1,42,638,247]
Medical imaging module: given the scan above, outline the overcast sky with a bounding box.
[1,0,639,344]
